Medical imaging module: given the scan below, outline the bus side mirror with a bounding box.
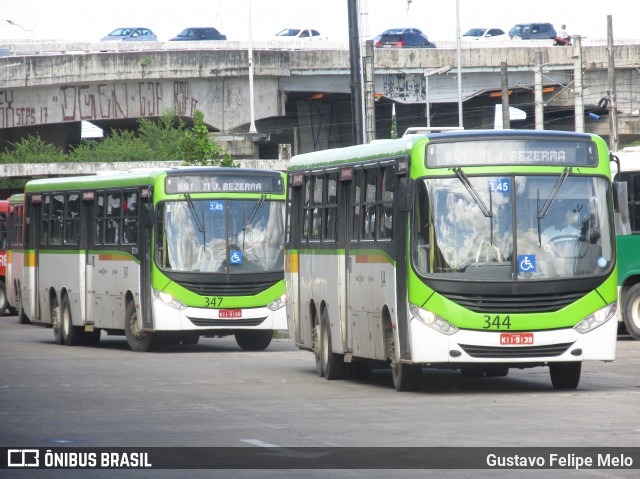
[397,177,414,213]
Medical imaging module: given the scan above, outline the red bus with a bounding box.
[0,199,8,315]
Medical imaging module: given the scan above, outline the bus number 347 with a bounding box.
[483,315,511,329]
[204,297,224,308]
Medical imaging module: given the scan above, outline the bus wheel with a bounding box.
[0,280,8,316]
[51,298,63,345]
[235,330,272,351]
[549,362,581,390]
[312,317,323,377]
[389,330,420,391]
[17,287,29,324]
[61,296,82,346]
[124,301,160,352]
[623,284,640,340]
[320,310,346,380]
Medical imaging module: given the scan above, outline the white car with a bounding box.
[462,28,506,40]
[274,28,327,41]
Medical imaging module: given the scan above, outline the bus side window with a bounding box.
[65,193,80,245]
[311,175,323,241]
[105,192,121,244]
[0,213,6,250]
[95,193,105,245]
[50,194,64,245]
[302,176,312,242]
[123,191,138,244]
[352,169,363,242]
[362,168,377,240]
[379,166,395,240]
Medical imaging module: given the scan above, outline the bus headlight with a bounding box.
[267,294,286,311]
[574,303,617,334]
[153,289,187,311]
[409,304,459,335]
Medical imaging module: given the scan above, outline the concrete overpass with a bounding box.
[1,39,639,157]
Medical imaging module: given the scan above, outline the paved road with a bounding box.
[1,315,639,478]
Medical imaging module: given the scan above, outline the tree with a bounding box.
[0,134,66,163]
[179,110,235,167]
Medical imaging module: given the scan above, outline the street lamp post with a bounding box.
[6,19,34,39]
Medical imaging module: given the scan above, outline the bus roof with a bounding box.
[288,129,601,171]
[23,167,284,193]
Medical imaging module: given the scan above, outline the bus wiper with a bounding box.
[537,167,571,219]
[184,193,205,233]
[453,168,492,218]
[246,194,266,228]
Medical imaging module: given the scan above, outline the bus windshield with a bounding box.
[157,198,285,274]
[412,174,613,280]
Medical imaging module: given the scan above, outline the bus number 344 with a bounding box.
[483,315,511,329]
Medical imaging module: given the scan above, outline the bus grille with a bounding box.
[459,342,574,358]
[187,317,267,327]
[441,291,588,313]
[178,279,280,297]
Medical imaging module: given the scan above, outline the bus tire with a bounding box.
[549,361,581,390]
[235,330,272,351]
[320,309,346,380]
[313,315,323,377]
[623,283,640,340]
[17,287,29,324]
[0,280,8,316]
[392,362,421,391]
[51,297,63,345]
[61,295,82,346]
[124,301,161,352]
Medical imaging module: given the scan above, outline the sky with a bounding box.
[0,0,636,43]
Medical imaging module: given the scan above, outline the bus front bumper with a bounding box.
[408,312,617,365]
[151,300,287,333]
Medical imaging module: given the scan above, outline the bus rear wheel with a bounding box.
[549,362,581,389]
[17,287,29,324]
[51,298,63,345]
[320,310,346,380]
[235,330,273,351]
[61,295,83,346]
[124,301,161,352]
[623,283,640,340]
[0,280,8,316]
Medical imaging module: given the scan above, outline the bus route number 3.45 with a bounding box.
[483,315,511,329]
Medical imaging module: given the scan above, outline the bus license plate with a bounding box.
[500,333,534,345]
[219,309,242,319]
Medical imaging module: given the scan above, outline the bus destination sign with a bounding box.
[426,140,598,168]
[166,174,284,194]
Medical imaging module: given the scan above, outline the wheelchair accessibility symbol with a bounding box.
[518,254,536,273]
[230,250,243,265]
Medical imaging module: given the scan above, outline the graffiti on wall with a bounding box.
[0,80,200,128]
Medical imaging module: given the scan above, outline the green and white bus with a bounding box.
[18,167,287,351]
[612,149,640,340]
[285,130,619,391]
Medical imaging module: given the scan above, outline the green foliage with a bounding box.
[69,129,154,162]
[0,110,235,167]
[0,134,66,163]
[179,110,236,167]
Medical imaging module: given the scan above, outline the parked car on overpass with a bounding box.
[374,28,435,48]
[100,27,157,42]
[169,27,227,41]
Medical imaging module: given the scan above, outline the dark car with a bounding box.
[100,27,157,42]
[508,23,556,40]
[374,28,435,48]
[169,27,227,41]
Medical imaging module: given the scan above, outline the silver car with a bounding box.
[101,27,157,42]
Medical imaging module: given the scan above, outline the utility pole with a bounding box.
[347,0,364,145]
[500,62,510,129]
[534,51,544,130]
[607,15,619,151]
[363,40,376,143]
[574,35,584,133]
